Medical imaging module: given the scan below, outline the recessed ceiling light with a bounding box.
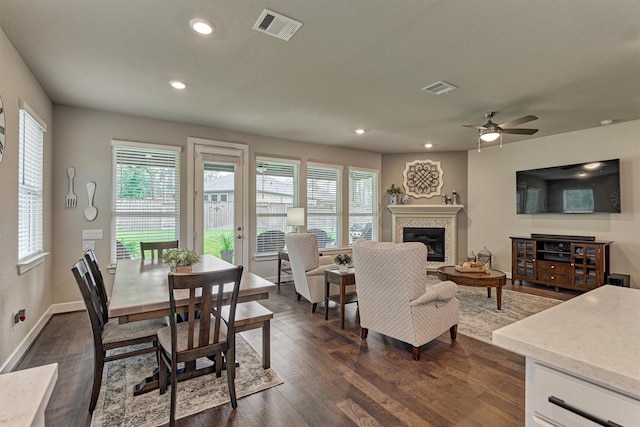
[189,18,214,35]
[354,129,366,135]
[424,143,433,149]
[170,80,187,90]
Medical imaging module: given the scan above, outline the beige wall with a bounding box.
[380,152,468,263]
[0,28,53,367]
[52,105,382,304]
[467,120,640,288]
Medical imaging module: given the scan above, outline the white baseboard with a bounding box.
[0,301,85,373]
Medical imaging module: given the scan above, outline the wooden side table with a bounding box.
[277,251,291,288]
[324,268,358,329]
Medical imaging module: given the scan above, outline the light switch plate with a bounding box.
[83,240,95,250]
[82,229,103,239]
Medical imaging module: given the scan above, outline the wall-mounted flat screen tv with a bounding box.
[516,159,621,214]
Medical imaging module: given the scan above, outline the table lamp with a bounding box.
[287,207,305,232]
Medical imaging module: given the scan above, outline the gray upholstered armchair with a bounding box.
[285,232,346,312]
[352,239,459,360]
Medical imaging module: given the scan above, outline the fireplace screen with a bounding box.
[402,227,445,262]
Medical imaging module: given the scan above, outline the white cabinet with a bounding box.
[527,360,640,427]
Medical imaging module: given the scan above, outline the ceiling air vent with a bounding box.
[422,81,458,95]
[253,9,303,41]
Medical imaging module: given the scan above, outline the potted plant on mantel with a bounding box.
[334,253,352,273]
[162,248,200,273]
[386,184,403,205]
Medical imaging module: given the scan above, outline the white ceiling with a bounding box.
[1,0,639,153]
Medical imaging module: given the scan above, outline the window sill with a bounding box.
[17,252,50,275]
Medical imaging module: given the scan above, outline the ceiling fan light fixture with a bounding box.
[479,130,501,142]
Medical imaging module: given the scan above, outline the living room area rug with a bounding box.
[91,335,283,427]
[455,284,562,343]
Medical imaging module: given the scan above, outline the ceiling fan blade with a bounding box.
[498,115,538,128]
[462,124,486,130]
[501,128,539,135]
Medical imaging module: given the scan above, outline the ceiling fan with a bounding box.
[463,112,538,151]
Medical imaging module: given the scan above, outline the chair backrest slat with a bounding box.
[84,249,109,323]
[71,259,107,351]
[140,240,179,260]
[167,266,243,355]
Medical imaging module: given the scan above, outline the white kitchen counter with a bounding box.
[493,285,640,399]
[0,363,58,426]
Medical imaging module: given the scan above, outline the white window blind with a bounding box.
[348,168,378,245]
[307,163,342,248]
[111,142,180,261]
[18,109,45,260]
[255,157,299,254]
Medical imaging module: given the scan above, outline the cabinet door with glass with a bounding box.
[571,243,603,289]
[511,238,536,284]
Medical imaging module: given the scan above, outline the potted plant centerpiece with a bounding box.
[162,248,200,273]
[386,184,403,205]
[334,253,352,273]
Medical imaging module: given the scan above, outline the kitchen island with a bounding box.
[493,285,639,426]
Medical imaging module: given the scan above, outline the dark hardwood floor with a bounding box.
[17,279,576,426]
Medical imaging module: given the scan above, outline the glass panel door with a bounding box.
[194,146,244,264]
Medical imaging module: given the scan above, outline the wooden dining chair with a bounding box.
[71,259,168,413]
[158,265,244,426]
[84,249,109,323]
[140,240,179,260]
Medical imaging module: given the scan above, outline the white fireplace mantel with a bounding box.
[388,205,463,216]
[388,204,464,269]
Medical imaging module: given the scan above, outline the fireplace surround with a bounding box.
[388,204,463,269]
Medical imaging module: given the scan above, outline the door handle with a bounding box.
[236,234,242,239]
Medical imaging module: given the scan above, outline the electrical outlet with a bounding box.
[82,229,103,239]
[83,240,95,250]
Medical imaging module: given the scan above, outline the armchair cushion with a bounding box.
[410,280,458,307]
[319,255,334,266]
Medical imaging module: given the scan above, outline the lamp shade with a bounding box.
[287,207,305,226]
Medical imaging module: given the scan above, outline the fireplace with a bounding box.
[403,227,445,262]
[388,204,463,269]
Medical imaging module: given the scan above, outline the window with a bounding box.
[220,194,228,202]
[348,168,378,245]
[307,163,342,248]
[255,157,299,254]
[18,105,46,262]
[111,141,181,261]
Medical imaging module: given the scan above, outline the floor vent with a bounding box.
[253,9,303,41]
[422,81,458,95]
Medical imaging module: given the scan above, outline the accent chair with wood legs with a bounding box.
[284,232,344,313]
[352,239,459,361]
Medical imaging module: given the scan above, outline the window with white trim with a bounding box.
[18,106,46,261]
[307,163,342,248]
[111,141,180,262]
[255,157,299,254]
[348,168,378,245]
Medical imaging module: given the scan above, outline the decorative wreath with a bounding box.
[402,159,444,198]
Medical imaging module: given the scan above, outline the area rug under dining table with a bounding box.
[91,335,283,427]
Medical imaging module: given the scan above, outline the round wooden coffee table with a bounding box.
[437,265,506,310]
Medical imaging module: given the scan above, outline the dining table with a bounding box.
[109,254,276,323]
[108,254,276,395]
